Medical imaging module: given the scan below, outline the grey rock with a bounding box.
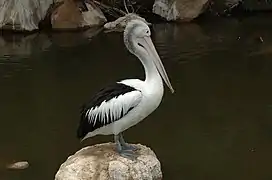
[152,0,209,21]
[55,142,162,180]
[51,0,106,30]
[0,0,53,31]
[6,161,29,170]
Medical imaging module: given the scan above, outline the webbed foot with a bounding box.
[117,149,137,160]
[119,133,139,151]
[114,133,138,160]
[121,143,139,151]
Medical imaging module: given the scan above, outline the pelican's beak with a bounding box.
[143,36,174,93]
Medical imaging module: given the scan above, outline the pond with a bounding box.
[0,15,272,180]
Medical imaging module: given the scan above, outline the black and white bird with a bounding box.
[77,19,174,158]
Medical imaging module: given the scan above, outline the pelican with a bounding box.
[77,19,174,159]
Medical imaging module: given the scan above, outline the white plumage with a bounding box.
[86,89,142,127]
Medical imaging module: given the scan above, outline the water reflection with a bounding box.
[0,27,103,57]
[154,23,213,62]
[49,27,103,47]
[0,16,272,180]
[0,27,103,80]
[0,34,50,57]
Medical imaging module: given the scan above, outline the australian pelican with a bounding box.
[77,19,174,159]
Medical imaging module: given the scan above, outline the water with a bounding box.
[0,15,272,180]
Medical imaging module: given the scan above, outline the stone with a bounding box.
[104,13,150,32]
[55,142,162,180]
[6,161,29,170]
[81,2,107,27]
[51,0,106,30]
[152,0,209,21]
[0,0,53,31]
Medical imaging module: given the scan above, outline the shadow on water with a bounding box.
[0,15,272,180]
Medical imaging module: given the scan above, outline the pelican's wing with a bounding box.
[77,82,142,139]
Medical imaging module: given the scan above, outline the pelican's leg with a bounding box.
[114,134,136,160]
[119,133,139,151]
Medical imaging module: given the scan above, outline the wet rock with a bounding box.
[55,142,162,180]
[0,0,53,31]
[104,13,150,32]
[6,161,29,170]
[51,0,106,30]
[152,0,209,21]
[81,2,107,27]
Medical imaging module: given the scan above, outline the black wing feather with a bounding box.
[77,83,137,139]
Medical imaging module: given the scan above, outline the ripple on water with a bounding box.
[0,56,30,80]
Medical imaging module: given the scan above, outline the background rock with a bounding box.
[51,0,106,30]
[55,142,162,180]
[0,0,53,31]
[152,0,209,21]
[82,2,107,27]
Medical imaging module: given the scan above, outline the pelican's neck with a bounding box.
[124,32,162,85]
[137,52,162,84]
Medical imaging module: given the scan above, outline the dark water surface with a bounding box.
[0,15,272,180]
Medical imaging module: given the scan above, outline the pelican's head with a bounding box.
[124,19,174,93]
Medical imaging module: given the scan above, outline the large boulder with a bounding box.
[0,0,53,31]
[55,143,162,180]
[152,0,209,21]
[51,0,107,30]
